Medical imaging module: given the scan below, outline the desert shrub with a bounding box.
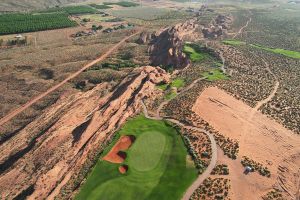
[39,68,54,80]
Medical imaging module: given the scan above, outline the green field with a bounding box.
[40,5,98,15]
[76,116,197,200]
[89,4,112,9]
[222,39,246,46]
[222,39,300,59]
[202,69,229,81]
[250,44,300,59]
[110,7,169,20]
[104,1,139,7]
[0,13,76,35]
[171,78,185,88]
[183,43,209,62]
[157,78,185,91]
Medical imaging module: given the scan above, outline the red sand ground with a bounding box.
[192,87,300,200]
[118,165,128,174]
[103,135,135,163]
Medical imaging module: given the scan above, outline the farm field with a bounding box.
[0,13,77,35]
[39,5,98,15]
[76,115,198,200]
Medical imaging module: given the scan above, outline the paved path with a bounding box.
[0,30,141,127]
[140,76,218,200]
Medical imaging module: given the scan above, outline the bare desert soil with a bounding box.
[192,87,300,200]
[103,135,135,163]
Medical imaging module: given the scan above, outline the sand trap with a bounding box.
[192,87,300,199]
[119,165,128,174]
[103,135,135,163]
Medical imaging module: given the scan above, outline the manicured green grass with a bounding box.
[202,69,229,81]
[76,116,197,200]
[222,39,246,46]
[250,44,300,59]
[129,131,166,171]
[183,43,209,62]
[170,78,185,88]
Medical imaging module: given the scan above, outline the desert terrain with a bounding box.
[0,0,299,200]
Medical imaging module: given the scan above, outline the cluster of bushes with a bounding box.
[0,37,28,46]
[211,164,229,175]
[241,156,271,177]
[103,23,134,33]
[182,135,207,174]
[262,189,284,200]
[213,131,239,159]
[101,60,137,70]
[191,177,231,200]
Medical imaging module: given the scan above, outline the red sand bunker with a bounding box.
[119,165,128,174]
[103,135,135,163]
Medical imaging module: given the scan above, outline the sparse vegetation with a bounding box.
[241,156,271,177]
[262,189,284,200]
[191,177,231,200]
[211,164,229,175]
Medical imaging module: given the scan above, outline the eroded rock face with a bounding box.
[148,19,199,69]
[0,66,169,200]
[202,14,232,39]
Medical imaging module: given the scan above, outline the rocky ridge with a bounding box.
[0,66,169,199]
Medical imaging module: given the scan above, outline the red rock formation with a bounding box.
[0,66,169,200]
[148,19,199,69]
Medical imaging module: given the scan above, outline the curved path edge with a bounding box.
[141,100,217,200]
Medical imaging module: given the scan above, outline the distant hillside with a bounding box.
[0,0,88,12]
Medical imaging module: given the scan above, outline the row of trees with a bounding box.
[0,13,76,35]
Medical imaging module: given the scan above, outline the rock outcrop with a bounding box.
[202,14,232,39]
[148,19,199,69]
[0,66,169,199]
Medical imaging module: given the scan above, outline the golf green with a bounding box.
[75,115,197,200]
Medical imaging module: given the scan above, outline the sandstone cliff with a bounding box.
[0,66,169,199]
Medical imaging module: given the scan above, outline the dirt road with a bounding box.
[233,12,252,39]
[0,30,141,127]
